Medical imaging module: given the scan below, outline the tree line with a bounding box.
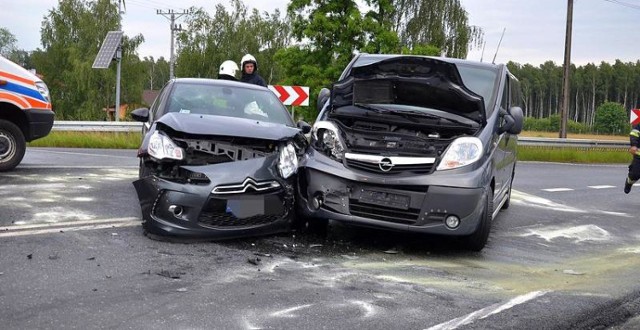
[508,60,640,130]
[0,0,635,130]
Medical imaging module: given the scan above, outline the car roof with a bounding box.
[171,78,268,90]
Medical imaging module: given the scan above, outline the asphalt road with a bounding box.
[1,148,639,329]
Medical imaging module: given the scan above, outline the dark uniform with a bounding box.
[240,57,267,87]
[624,123,640,193]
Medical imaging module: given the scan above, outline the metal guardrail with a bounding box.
[52,121,142,132]
[51,121,629,148]
[518,137,627,149]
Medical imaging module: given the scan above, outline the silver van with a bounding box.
[297,54,524,251]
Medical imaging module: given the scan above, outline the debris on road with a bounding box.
[247,257,262,265]
[27,254,32,260]
[177,288,188,292]
[341,254,359,260]
[383,249,399,254]
[157,269,185,279]
[563,269,586,275]
[254,252,272,258]
[87,257,96,260]
[309,244,323,248]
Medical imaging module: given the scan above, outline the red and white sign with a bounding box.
[268,85,309,106]
[631,109,640,125]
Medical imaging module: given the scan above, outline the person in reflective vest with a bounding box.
[624,123,640,193]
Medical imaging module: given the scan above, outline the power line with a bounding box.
[603,0,640,11]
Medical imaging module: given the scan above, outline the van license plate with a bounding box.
[359,190,410,210]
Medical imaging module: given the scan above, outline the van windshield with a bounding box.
[455,65,499,112]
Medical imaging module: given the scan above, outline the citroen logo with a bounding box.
[378,157,394,172]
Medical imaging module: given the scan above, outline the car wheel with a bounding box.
[0,119,26,172]
[462,188,493,251]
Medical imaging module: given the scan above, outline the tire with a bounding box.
[462,188,493,251]
[0,119,26,172]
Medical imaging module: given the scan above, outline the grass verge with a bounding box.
[518,146,631,164]
[28,131,141,149]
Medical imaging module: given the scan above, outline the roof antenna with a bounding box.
[480,41,486,62]
[492,28,506,64]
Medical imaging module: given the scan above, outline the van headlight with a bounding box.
[311,121,345,161]
[148,131,184,161]
[35,81,50,103]
[437,137,483,170]
[278,143,298,179]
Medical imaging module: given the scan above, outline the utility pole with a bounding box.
[559,0,574,138]
[115,0,125,122]
[157,9,190,80]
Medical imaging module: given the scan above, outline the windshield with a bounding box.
[456,65,498,111]
[167,83,293,126]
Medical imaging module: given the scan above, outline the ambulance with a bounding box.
[0,55,54,171]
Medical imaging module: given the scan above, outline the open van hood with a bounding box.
[330,56,486,124]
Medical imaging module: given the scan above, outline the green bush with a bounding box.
[523,115,589,133]
[594,101,629,134]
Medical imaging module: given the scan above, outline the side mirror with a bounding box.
[498,107,524,135]
[131,108,150,122]
[507,106,523,134]
[297,120,312,134]
[317,88,330,112]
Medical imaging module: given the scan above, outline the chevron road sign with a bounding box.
[268,85,310,106]
[631,109,640,125]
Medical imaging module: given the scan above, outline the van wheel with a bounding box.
[462,188,493,251]
[0,119,26,172]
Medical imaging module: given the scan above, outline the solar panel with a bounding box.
[92,31,123,69]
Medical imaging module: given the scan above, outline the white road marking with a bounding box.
[519,224,611,243]
[0,217,140,237]
[270,304,313,318]
[542,188,574,192]
[588,185,616,189]
[425,291,549,330]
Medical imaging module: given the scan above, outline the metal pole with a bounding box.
[115,48,122,122]
[559,0,573,138]
[169,12,175,80]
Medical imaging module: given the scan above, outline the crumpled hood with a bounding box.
[156,113,301,141]
[330,56,486,123]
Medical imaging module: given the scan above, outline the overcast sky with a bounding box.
[2,0,639,66]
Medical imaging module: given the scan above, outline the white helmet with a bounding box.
[219,60,239,78]
[241,54,257,71]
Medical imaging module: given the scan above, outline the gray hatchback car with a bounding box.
[297,54,524,251]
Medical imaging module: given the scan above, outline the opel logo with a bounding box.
[378,157,394,172]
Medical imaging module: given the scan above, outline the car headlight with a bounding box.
[148,131,184,160]
[278,143,298,179]
[35,81,50,103]
[311,121,345,161]
[437,137,483,170]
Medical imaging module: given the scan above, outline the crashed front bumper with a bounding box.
[298,149,489,236]
[133,157,295,239]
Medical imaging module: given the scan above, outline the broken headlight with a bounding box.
[311,121,345,161]
[148,131,184,161]
[437,137,483,170]
[278,142,298,179]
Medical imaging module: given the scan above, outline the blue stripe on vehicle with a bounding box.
[0,81,46,102]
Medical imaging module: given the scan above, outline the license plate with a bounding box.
[225,198,265,218]
[359,190,410,210]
